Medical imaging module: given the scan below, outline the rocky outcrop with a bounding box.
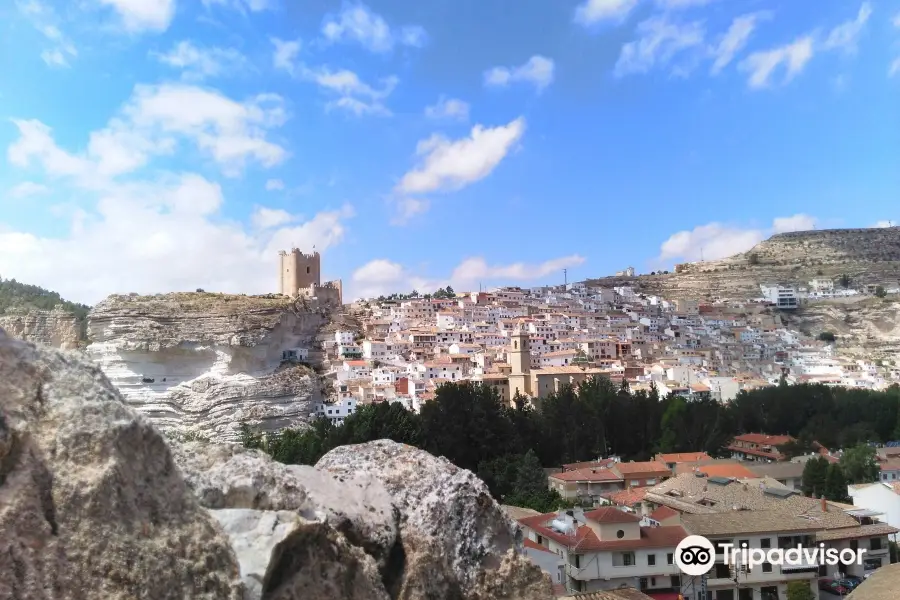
[0,328,242,600]
[1,329,550,600]
[590,227,900,301]
[316,440,550,600]
[172,439,553,600]
[0,306,83,350]
[86,292,327,442]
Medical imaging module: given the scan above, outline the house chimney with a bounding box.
[821,496,827,512]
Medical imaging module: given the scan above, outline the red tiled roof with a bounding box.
[606,488,648,507]
[615,461,670,476]
[550,467,623,483]
[345,360,367,367]
[562,459,616,471]
[879,460,900,472]
[656,452,712,463]
[649,506,679,521]
[518,513,687,552]
[732,433,795,445]
[697,463,759,479]
[584,506,641,524]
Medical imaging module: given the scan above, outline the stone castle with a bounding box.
[278,248,343,305]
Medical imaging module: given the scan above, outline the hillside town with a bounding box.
[303,276,900,424]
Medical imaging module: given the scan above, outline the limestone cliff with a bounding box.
[0,330,551,600]
[589,227,900,301]
[86,292,326,442]
[0,306,83,350]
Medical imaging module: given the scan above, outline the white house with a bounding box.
[362,340,389,360]
[335,330,355,345]
[848,483,900,542]
[759,284,800,310]
[281,347,309,362]
[314,397,357,424]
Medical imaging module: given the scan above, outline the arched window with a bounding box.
[514,341,518,350]
[307,266,310,274]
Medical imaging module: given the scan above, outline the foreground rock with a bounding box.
[173,439,553,600]
[316,440,552,600]
[86,292,327,442]
[0,329,242,600]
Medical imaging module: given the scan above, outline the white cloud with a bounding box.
[615,16,705,77]
[390,197,430,226]
[823,2,872,54]
[710,13,766,75]
[271,40,398,117]
[271,38,301,75]
[350,254,585,300]
[484,56,555,91]
[396,117,526,195]
[655,0,715,8]
[738,36,814,89]
[0,179,354,304]
[574,0,638,26]
[8,84,288,183]
[424,96,470,122]
[891,57,900,77]
[7,181,50,199]
[657,214,818,264]
[98,0,176,33]
[17,0,78,67]
[872,220,895,228]
[251,206,295,229]
[151,41,247,80]
[772,213,817,233]
[894,11,900,28]
[321,2,427,53]
[265,178,285,191]
[201,0,272,12]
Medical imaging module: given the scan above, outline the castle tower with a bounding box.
[508,325,531,400]
[279,249,321,297]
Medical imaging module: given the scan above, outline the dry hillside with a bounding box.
[589,227,900,301]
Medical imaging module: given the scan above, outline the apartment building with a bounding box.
[518,507,687,596]
[726,433,795,462]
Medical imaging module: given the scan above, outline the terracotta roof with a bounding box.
[656,452,712,464]
[696,463,759,479]
[605,488,648,507]
[732,433,795,445]
[344,360,367,367]
[584,506,641,524]
[879,460,900,471]
[615,461,670,476]
[649,505,679,521]
[562,459,617,472]
[815,522,900,541]
[550,467,623,483]
[518,513,686,552]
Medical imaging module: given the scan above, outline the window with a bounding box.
[871,537,883,551]
[850,540,859,551]
[760,538,771,549]
[738,539,750,550]
[617,530,625,539]
[667,553,674,565]
[762,562,772,573]
[647,554,656,566]
[613,552,636,566]
[670,575,681,588]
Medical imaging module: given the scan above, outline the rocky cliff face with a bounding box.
[0,306,83,350]
[0,330,551,600]
[86,292,326,442]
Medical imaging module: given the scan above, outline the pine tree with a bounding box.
[825,463,849,502]
[801,457,829,498]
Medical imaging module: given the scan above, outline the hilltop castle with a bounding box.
[278,249,343,305]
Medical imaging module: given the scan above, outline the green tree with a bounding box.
[840,444,880,484]
[839,274,852,289]
[786,581,815,600]
[824,463,849,502]
[875,285,887,298]
[801,457,829,498]
[817,331,836,343]
[748,253,760,265]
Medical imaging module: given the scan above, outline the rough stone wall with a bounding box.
[85,293,327,441]
[0,307,83,350]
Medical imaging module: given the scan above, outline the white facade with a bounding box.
[314,397,356,424]
[335,330,355,345]
[848,484,900,542]
[759,284,800,310]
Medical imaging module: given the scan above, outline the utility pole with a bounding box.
[563,269,568,287]
[700,247,704,262]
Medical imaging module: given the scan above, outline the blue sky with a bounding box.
[1,0,898,304]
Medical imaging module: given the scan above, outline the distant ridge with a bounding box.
[588,227,900,301]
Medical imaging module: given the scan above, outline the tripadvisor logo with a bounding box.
[674,535,867,577]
